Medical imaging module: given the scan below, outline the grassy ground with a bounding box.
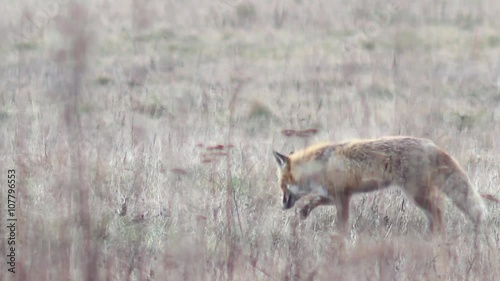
[1,0,499,280]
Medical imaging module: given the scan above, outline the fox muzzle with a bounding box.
[282,191,297,210]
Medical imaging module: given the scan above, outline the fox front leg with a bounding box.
[335,192,352,233]
[298,195,332,219]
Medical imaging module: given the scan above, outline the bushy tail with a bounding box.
[440,172,487,225]
[434,153,487,227]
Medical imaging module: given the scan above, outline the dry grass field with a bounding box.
[1,0,499,280]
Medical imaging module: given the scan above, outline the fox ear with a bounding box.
[273,151,289,169]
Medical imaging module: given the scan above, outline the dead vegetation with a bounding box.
[1,0,499,280]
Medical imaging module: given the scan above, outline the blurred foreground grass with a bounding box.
[0,0,499,280]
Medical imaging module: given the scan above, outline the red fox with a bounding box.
[273,136,498,233]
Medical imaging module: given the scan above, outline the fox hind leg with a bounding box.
[412,185,443,233]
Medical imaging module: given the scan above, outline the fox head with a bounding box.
[273,151,299,210]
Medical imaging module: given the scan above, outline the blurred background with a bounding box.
[1,0,499,280]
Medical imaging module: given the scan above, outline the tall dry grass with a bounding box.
[1,0,499,280]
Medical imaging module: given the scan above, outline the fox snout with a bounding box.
[282,191,297,210]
